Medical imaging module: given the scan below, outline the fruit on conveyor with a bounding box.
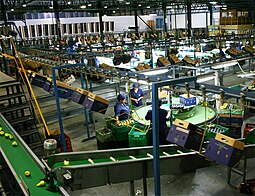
[0,131,4,136]
[36,180,46,187]
[5,133,9,138]
[63,160,70,166]
[25,171,31,177]
[9,135,13,140]
[12,141,18,146]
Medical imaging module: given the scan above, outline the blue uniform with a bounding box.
[130,88,144,107]
[145,108,169,145]
[114,103,130,121]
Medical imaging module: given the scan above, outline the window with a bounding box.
[105,22,109,32]
[74,24,78,34]
[37,25,42,36]
[44,25,49,36]
[95,22,99,32]
[62,24,67,34]
[23,26,29,38]
[110,22,114,31]
[69,24,72,34]
[84,23,87,32]
[90,23,94,32]
[80,23,84,33]
[50,24,55,35]
[30,25,36,37]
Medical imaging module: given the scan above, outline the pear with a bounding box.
[12,141,18,146]
[36,180,46,187]
[63,160,70,166]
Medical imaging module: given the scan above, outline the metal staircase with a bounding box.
[0,79,44,157]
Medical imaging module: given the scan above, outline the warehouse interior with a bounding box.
[0,0,255,195]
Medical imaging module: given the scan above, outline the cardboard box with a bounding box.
[49,81,75,99]
[70,88,88,104]
[166,119,204,151]
[43,78,52,92]
[82,92,109,114]
[30,72,47,88]
[204,133,244,167]
[179,94,196,106]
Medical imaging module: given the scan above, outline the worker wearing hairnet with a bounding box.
[130,83,144,107]
[114,94,131,125]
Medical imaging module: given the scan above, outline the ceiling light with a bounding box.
[147,6,150,9]
[138,4,141,7]
[49,6,53,9]
[209,1,217,5]
[117,7,119,9]
[11,8,14,11]
[80,5,86,9]
[126,2,130,5]
[113,10,115,13]
[104,5,107,8]
[67,1,71,5]
[88,4,91,7]
[22,4,26,7]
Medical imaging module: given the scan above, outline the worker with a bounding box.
[114,94,131,125]
[145,99,170,145]
[130,83,144,108]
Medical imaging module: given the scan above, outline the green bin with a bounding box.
[111,123,133,141]
[128,128,149,147]
[95,127,114,143]
[199,123,229,140]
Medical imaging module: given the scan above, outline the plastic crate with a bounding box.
[199,123,229,139]
[111,121,133,141]
[105,117,115,129]
[95,127,114,143]
[131,122,150,132]
[129,129,149,147]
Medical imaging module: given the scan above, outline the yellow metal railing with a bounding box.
[1,36,50,138]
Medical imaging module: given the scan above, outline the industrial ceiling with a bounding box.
[0,0,252,14]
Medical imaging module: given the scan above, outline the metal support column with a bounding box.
[186,0,192,38]
[99,11,104,44]
[209,5,213,26]
[163,2,167,34]
[53,0,61,42]
[134,4,139,36]
[151,84,160,196]
[52,63,85,152]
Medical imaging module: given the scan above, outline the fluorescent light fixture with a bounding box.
[88,4,91,6]
[147,6,150,8]
[11,8,14,11]
[104,5,107,8]
[113,10,115,13]
[209,1,217,5]
[149,14,157,17]
[67,1,71,5]
[80,5,86,9]
[126,2,130,5]
[138,4,141,6]
[22,4,27,7]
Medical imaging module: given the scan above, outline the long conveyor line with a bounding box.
[0,113,65,195]
[42,145,211,190]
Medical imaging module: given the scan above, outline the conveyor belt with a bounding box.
[133,101,217,126]
[0,113,61,195]
[42,145,211,190]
